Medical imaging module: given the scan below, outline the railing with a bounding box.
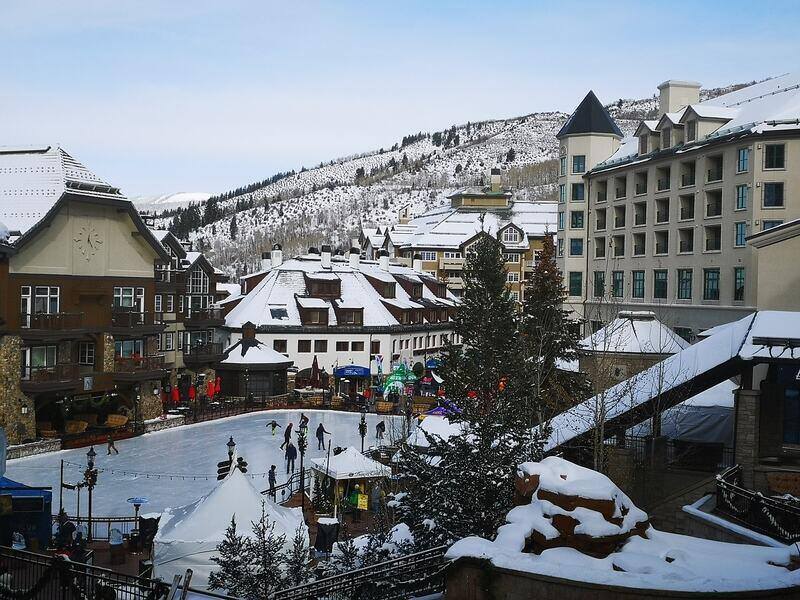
[175,394,294,424]
[657,178,670,191]
[185,307,224,323]
[271,545,448,600]
[183,342,224,361]
[21,363,79,383]
[716,465,800,543]
[633,245,645,256]
[679,240,694,253]
[596,191,607,202]
[21,312,83,330]
[51,514,139,542]
[681,173,695,187]
[656,212,669,224]
[111,310,164,328]
[622,435,734,472]
[655,242,668,255]
[114,355,165,373]
[707,167,723,182]
[635,182,647,195]
[705,237,721,252]
[634,214,646,226]
[680,207,694,220]
[261,467,314,505]
[0,546,172,600]
[706,202,722,218]
[615,187,626,199]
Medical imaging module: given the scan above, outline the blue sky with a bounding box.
[1,1,798,197]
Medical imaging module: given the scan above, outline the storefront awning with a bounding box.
[334,365,370,378]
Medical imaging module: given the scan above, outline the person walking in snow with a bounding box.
[106,434,119,455]
[280,422,293,450]
[268,465,277,499]
[285,442,297,474]
[316,423,330,450]
[375,420,386,442]
[299,413,309,432]
[267,420,282,436]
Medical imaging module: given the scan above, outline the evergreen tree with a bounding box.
[229,214,238,240]
[505,147,516,162]
[246,502,287,598]
[208,517,250,598]
[284,525,312,587]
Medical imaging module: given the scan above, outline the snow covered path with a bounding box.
[7,410,403,517]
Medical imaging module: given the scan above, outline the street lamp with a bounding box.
[359,409,367,453]
[227,436,236,460]
[84,446,98,542]
[297,426,308,515]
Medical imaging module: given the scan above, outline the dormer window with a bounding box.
[502,228,521,243]
[307,309,326,324]
[661,128,671,149]
[639,136,648,155]
[686,120,696,142]
[338,310,363,325]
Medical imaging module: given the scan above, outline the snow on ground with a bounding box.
[7,410,402,517]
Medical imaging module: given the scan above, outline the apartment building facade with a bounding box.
[557,75,800,339]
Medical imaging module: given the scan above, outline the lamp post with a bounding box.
[227,436,236,460]
[84,446,98,542]
[359,409,367,453]
[297,426,308,515]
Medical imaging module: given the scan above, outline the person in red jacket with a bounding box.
[188,383,196,402]
[170,386,180,406]
[214,376,221,395]
[206,379,215,401]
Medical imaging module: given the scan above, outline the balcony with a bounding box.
[438,257,464,270]
[707,167,723,183]
[183,342,225,365]
[615,187,626,199]
[112,355,166,381]
[681,173,695,187]
[156,269,184,291]
[20,364,80,393]
[110,310,165,336]
[679,240,694,253]
[596,191,607,202]
[19,312,86,341]
[657,178,670,192]
[635,182,647,195]
[184,307,225,329]
[445,276,464,289]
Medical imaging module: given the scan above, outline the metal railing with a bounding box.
[0,546,172,600]
[270,545,448,600]
[175,394,294,424]
[183,342,224,361]
[51,514,139,542]
[622,435,734,472]
[115,354,166,373]
[21,312,84,330]
[111,310,164,328]
[261,467,314,505]
[21,363,79,383]
[184,307,224,323]
[657,178,670,191]
[707,167,723,182]
[716,465,800,543]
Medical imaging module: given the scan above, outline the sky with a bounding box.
[1,1,799,197]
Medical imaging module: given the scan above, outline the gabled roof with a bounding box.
[656,109,687,130]
[219,337,293,368]
[557,91,623,139]
[580,311,688,355]
[634,120,660,137]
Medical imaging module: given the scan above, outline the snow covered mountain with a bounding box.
[155,83,748,278]
[132,192,212,213]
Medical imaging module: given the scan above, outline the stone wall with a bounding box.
[735,389,761,489]
[102,334,115,372]
[0,336,36,444]
[7,438,61,459]
[144,415,186,433]
[138,379,163,421]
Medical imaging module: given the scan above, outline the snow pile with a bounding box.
[0,220,8,242]
[447,457,800,592]
[335,522,415,558]
[405,416,465,449]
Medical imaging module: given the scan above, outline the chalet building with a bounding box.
[0,145,171,444]
[557,75,800,339]
[362,169,557,299]
[223,245,459,391]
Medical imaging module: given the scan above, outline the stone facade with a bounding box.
[0,336,36,444]
[102,334,115,372]
[138,379,163,421]
[735,389,761,489]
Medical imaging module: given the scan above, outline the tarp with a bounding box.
[153,467,306,590]
[0,476,52,549]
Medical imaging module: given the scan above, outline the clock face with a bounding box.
[74,224,103,261]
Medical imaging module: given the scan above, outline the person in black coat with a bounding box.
[316,423,330,450]
[268,465,277,499]
[285,442,297,474]
[280,422,294,450]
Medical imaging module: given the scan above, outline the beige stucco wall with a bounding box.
[10,198,158,277]
[751,233,800,310]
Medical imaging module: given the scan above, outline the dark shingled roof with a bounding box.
[557,91,623,139]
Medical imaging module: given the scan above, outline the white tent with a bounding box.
[153,467,307,589]
[310,446,390,480]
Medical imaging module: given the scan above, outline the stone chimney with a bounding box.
[349,247,360,270]
[321,244,332,269]
[379,249,390,271]
[412,252,423,273]
[261,251,270,271]
[657,80,701,117]
[242,321,257,340]
[271,243,283,267]
[490,168,502,193]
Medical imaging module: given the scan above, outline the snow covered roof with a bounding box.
[580,311,688,355]
[220,339,293,367]
[310,447,391,480]
[0,145,123,236]
[546,310,800,452]
[216,282,241,299]
[0,220,8,243]
[397,200,556,251]
[405,416,465,448]
[225,254,457,330]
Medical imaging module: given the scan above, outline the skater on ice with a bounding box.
[316,422,330,450]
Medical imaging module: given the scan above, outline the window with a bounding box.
[737,147,750,173]
[166,295,174,313]
[632,271,645,299]
[764,182,784,207]
[351,341,365,351]
[734,267,745,302]
[189,268,210,294]
[661,128,671,149]
[595,237,606,258]
[568,272,582,297]
[557,238,564,257]
[736,185,748,210]
[443,251,462,259]
[612,271,624,298]
[270,307,289,319]
[335,341,348,352]
[570,211,584,229]
[686,120,696,142]
[571,183,585,202]
[764,144,785,169]
[703,269,720,301]
[507,272,520,283]
[674,327,693,343]
[558,212,565,231]
[114,287,144,310]
[678,269,693,300]
[572,155,586,174]
[559,184,566,203]
[502,253,520,263]
[22,346,57,378]
[595,208,607,231]
[154,295,162,313]
[653,270,668,299]
[419,251,437,261]
[763,219,784,231]
[298,339,311,353]
[313,340,327,353]
[78,342,95,366]
[371,340,380,355]
[274,339,288,353]
[24,286,60,315]
[734,222,747,247]
[593,271,605,298]
[639,135,648,155]
[339,310,362,325]
[559,156,566,176]
[115,339,144,357]
[502,228,520,243]
[164,332,174,351]
[510,291,520,302]
[569,238,583,256]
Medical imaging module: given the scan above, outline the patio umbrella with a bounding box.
[310,355,321,389]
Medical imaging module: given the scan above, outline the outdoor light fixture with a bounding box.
[84,446,99,541]
[227,436,236,459]
[86,446,97,467]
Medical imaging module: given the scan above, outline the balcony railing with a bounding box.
[114,355,165,373]
[633,245,645,256]
[635,182,647,195]
[655,242,668,255]
[656,211,669,223]
[111,310,163,328]
[183,342,224,362]
[21,363,79,383]
[707,167,723,182]
[21,312,83,330]
[657,178,670,192]
[706,202,722,218]
[681,173,696,186]
[680,207,694,220]
[615,187,626,199]
[705,237,721,252]
[679,240,694,253]
[184,307,224,324]
[596,191,607,202]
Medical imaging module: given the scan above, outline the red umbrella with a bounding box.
[310,355,321,388]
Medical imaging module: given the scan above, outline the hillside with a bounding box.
[155,83,748,278]
[133,192,212,213]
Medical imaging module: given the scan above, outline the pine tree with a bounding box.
[208,517,250,598]
[246,502,287,598]
[229,214,238,240]
[284,525,312,587]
